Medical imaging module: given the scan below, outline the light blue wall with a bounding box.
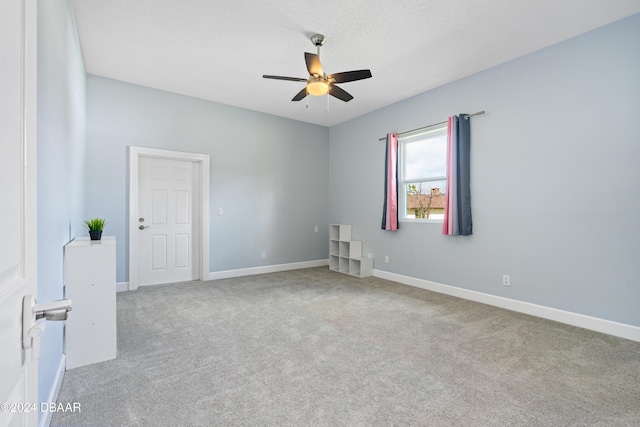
[37,0,86,421]
[329,14,640,327]
[85,76,329,283]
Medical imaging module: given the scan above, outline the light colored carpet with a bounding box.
[52,267,640,426]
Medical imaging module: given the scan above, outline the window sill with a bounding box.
[399,218,444,224]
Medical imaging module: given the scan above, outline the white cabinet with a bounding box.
[64,236,117,369]
[329,224,373,277]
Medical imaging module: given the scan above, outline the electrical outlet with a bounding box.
[503,275,511,286]
[218,208,223,216]
[261,252,267,259]
[384,255,389,264]
[314,226,318,233]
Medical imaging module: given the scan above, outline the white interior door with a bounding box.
[0,0,38,425]
[137,157,200,286]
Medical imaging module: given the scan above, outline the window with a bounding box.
[399,125,447,222]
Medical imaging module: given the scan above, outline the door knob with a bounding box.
[139,225,150,230]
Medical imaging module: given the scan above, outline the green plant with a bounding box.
[83,217,107,231]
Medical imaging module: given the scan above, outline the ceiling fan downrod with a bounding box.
[311,34,326,59]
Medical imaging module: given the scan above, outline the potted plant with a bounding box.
[84,217,107,241]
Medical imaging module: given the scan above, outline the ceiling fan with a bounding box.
[263,34,372,103]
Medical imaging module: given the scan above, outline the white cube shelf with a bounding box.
[329,224,373,278]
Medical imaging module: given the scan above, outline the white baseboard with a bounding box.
[373,269,640,342]
[208,259,329,281]
[40,354,66,427]
[120,260,329,290]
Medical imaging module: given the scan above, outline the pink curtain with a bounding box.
[442,116,458,235]
[381,133,399,231]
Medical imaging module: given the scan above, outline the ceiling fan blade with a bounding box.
[291,87,308,102]
[263,75,308,82]
[328,70,372,84]
[305,52,323,76]
[328,84,353,102]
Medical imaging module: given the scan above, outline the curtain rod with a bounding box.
[378,110,485,141]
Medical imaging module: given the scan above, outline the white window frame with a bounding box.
[398,125,447,223]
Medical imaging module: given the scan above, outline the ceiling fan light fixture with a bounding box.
[307,79,329,96]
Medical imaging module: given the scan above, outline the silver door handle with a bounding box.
[23,296,72,359]
[139,225,150,230]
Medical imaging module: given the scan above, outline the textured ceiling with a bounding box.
[71,0,640,127]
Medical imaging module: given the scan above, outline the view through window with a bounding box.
[399,125,447,221]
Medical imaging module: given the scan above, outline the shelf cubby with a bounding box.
[329,255,339,271]
[330,240,339,256]
[339,256,350,273]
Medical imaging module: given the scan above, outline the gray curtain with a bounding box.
[457,114,472,235]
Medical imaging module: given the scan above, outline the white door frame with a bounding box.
[129,147,210,290]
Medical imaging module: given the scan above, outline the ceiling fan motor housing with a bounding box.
[311,34,326,47]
